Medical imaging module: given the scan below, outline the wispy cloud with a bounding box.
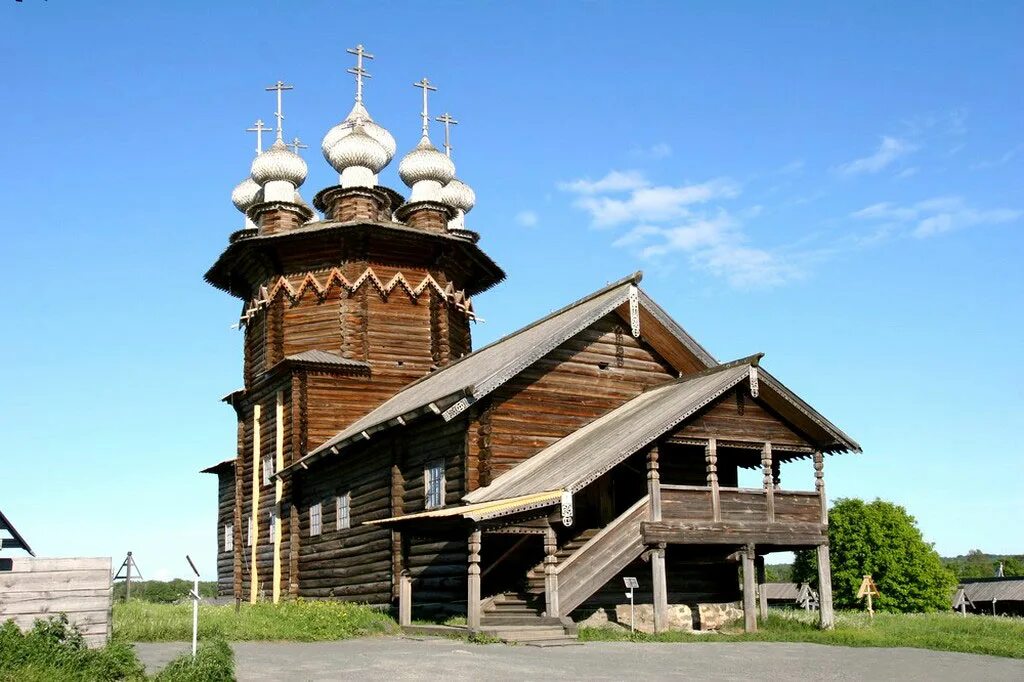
[971,144,1022,171]
[836,136,916,176]
[852,197,1022,238]
[630,143,673,160]
[515,210,538,227]
[895,167,919,180]
[560,171,740,228]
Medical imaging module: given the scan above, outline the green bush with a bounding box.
[0,615,146,681]
[113,580,218,604]
[154,639,234,682]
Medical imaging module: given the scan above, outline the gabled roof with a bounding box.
[200,458,235,475]
[465,355,860,504]
[0,508,35,556]
[960,577,1024,603]
[277,272,717,479]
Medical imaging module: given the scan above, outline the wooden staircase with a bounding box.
[525,528,600,596]
[479,593,579,646]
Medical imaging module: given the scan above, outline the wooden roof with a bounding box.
[364,490,562,527]
[960,577,1024,603]
[278,272,718,479]
[0,509,34,556]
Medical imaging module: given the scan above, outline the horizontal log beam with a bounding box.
[641,520,826,547]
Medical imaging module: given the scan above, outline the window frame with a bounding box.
[262,455,275,486]
[246,516,253,547]
[224,524,234,553]
[336,492,351,531]
[424,460,446,510]
[309,502,322,537]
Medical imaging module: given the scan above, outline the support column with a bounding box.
[651,543,668,633]
[398,570,412,627]
[272,391,284,603]
[756,555,768,620]
[742,543,757,633]
[467,527,482,630]
[817,544,834,629]
[762,442,774,523]
[250,403,261,604]
[706,438,720,521]
[544,525,560,618]
[647,445,662,522]
[814,451,828,525]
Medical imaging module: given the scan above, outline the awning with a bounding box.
[364,490,562,526]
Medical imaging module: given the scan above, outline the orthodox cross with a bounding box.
[346,44,373,104]
[265,80,294,141]
[288,137,308,155]
[435,112,458,158]
[246,119,271,155]
[413,77,437,137]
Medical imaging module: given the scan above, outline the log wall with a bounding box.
[675,388,809,447]
[215,468,235,596]
[0,557,112,648]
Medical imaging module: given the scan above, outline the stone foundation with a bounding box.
[574,602,743,632]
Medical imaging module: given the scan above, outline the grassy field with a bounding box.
[114,599,397,642]
[580,610,1024,659]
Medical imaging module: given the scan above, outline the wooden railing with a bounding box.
[660,485,822,526]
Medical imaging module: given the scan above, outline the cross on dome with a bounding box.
[346,44,373,104]
[265,80,295,141]
[246,119,271,155]
[288,137,308,155]
[435,112,458,158]
[413,78,437,137]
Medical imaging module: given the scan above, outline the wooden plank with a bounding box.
[742,545,757,632]
[817,544,834,629]
[641,520,826,546]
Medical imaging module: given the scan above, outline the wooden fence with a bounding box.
[0,557,112,647]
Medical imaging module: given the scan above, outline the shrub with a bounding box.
[154,639,234,682]
[0,615,146,681]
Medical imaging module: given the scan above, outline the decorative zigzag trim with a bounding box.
[235,267,476,328]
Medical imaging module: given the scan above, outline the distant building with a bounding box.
[956,577,1024,616]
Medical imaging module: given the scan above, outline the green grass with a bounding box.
[114,599,397,642]
[580,610,1024,659]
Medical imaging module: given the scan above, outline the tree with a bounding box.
[793,498,956,613]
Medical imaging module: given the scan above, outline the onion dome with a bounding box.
[326,121,389,175]
[231,177,260,213]
[438,177,476,214]
[399,135,455,190]
[322,102,396,168]
[251,139,307,187]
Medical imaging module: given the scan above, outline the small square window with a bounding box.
[224,524,234,553]
[336,492,351,531]
[310,503,322,536]
[246,516,253,547]
[263,456,275,486]
[425,461,445,510]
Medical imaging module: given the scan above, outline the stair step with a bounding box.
[481,616,563,627]
[481,627,569,642]
[523,638,583,648]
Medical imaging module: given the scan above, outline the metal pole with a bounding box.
[630,588,635,634]
[125,552,132,601]
[186,555,200,659]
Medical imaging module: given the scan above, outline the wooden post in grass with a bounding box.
[817,545,834,629]
[857,574,879,619]
[742,544,757,633]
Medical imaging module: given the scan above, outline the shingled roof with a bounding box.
[278,272,716,479]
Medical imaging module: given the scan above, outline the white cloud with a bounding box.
[565,175,740,228]
[895,167,919,179]
[836,136,915,176]
[631,143,673,160]
[516,210,538,227]
[851,196,1022,239]
[558,170,648,194]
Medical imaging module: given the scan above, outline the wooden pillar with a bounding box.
[817,544,834,629]
[762,442,774,523]
[651,543,668,633]
[742,543,757,633]
[814,451,828,525]
[250,403,261,604]
[467,527,482,630]
[398,570,412,627]
[544,525,560,618]
[756,555,768,620]
[647,445,662,522]
[706,438,720,521]
[272,390,284,603]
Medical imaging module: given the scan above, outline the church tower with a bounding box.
[206,46,503,602]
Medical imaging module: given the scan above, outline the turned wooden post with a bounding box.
[814,451,828,525]
[706,438,720,522]
[467,527,482,629]
[647,445,662,522]
[543,524,560,618]
[817,544,835,629]
[398,570,412,627]
[756,555,768,620]
[762,442,775,523]
[651,543,668,633]
[742,543,757,633]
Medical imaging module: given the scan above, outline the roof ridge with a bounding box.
[636,353,763,395]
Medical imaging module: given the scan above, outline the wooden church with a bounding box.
[203,46,859,639]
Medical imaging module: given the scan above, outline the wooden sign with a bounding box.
[857,574,880,617]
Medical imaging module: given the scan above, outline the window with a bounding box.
[268,510,277,543]
[263,455,275,486]
[246,516,253,547]
[425,461,445,510]
[309,503,322,536]
[336,492,351,530]
[224,524,234,553]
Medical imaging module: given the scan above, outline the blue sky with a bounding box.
[2,1,1021,579]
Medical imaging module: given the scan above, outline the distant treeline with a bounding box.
[113,579,218,603]
[767,551,1022,585]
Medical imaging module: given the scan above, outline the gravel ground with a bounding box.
[134,637,1024,681]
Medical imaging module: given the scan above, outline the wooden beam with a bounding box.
[544,524,560,618]
[651,544,668,633]
[647,446,662,522]
[642,520,826,547]
[467,527,482,630]
[250,403,261,604]
[814,451,828,525]
[398,570,412,627]
[272,390,284,604]
[742,544,757,633]
[706,438,721,522]
[817,544,834,630]
[756,555,768,620]
[762,442,775,523]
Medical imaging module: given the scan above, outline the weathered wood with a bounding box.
[647,445,662,522]
[399,570,412,626]
[651,544,668,633]
[642,520,826,547]
[742,545,757,633]
[814,451,828,525]
[706,438,721,521]
[544,524,560,617]
[762,442,775,523]
[467,528,482,629]
[756,555,768,619]
[817,544,834,629]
